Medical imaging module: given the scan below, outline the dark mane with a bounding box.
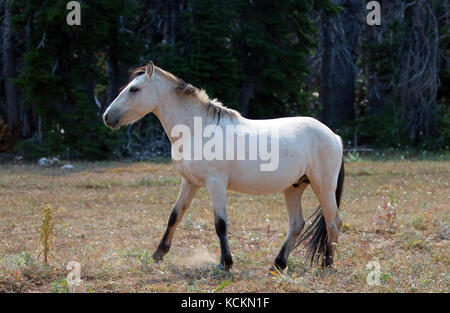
[174,81,198,96]
[119,66,146,92]
[174,80,240,123]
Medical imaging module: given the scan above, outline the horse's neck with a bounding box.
[153,96,206,144]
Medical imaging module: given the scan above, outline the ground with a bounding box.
[0,158,448,293]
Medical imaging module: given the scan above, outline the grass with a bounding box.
[0,159,448,292]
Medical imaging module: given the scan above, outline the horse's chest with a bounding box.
[172,159,206,187]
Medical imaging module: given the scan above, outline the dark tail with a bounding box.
[296,158,345,268]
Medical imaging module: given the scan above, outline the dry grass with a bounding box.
[0,160,448,293]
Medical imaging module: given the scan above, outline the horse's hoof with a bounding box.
[273,256,287,271]
[151,251,164,263]
[321,256,334,269]
[218,262,233,271]
[219,254,233,271]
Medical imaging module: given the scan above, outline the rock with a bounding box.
[39,157,51,166]
[61,164,75,170]
[39,156,62,166]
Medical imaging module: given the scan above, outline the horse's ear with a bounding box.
[146,61,154,77]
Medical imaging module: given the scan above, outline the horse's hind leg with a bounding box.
[308,173,343,267]
[152,178,199,263]
[273,183,308,271]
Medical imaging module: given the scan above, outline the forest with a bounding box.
[0,0,449,160]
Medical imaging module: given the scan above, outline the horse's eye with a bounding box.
[129,86,139,93]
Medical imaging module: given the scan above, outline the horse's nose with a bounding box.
[103,110,120,129]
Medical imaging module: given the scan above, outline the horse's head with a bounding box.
[103,61,160,129]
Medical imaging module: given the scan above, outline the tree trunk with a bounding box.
[170,0,185,45]
[3,1,18,127]
[105,34,120,110]
[238,75,254,116]
[396,0,440,141]
[85,63,97,112]
[364,1,404,115]
[20,13,34,138]
[320,0,361,129]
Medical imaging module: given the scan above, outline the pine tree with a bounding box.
[232,0,325,118]
[11,0,138,159]
[178,0,241,108]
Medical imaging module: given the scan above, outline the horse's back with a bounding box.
[244,116,342,155]
[223,116,342,194]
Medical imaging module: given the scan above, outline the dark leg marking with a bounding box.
[152,229,171,262]
[322,242,334,268]
[167,211,178,228]
[215,217,233,270]
[152,209,180,262]
[274,243,288,271]
[215,217,226,237]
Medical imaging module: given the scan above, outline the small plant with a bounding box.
[269,263,308,289]
[234,252,254,265]
[268,264,284,280]
[399,231,430,251]
[213,279,231,293]
[184,262,232,283]
[39,204,54,265]
[122,248,155,273]
[410,214,428,231]
[75,179,115,189]
[186,279,231,293]
[0,251,56,289]
[346,151,362,163]
[135,176,178,187]
[51,278,70,293]
[17,251,35,267]
[286,257,308,276]
[136,250,154,273]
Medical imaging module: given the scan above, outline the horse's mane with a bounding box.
[124,63,240,123]
[174,79,240,123]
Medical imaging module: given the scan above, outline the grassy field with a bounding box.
[0,159,448,293]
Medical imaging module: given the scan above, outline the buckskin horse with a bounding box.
[103,61,344,271]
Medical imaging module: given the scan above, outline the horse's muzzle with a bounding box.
[103,111,120,129]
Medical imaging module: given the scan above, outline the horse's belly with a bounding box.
[227,180,288,194]
[227,160,303,194]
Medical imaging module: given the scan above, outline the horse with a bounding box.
[103,61,344,271]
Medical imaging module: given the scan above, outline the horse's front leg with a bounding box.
[152,178,199,263]
[206,178,233,270]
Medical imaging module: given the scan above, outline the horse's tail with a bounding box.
[296,157,345,267]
